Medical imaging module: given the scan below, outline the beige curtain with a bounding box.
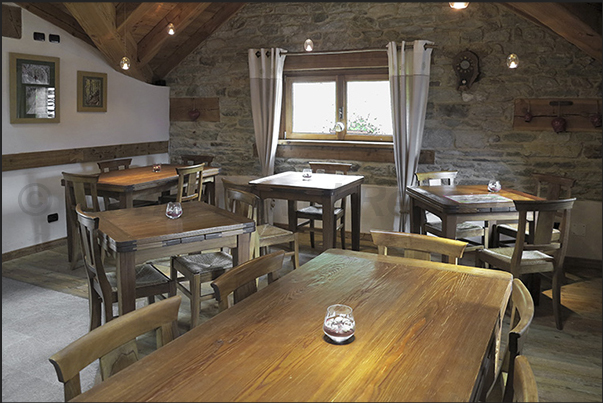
[387,40,434,232]
[248,48,286,177]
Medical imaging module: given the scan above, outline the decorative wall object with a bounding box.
[77,71,107,112]
[169,98,220,122]
[9,53,60,123]
[513,98,602,132]
[452,50,479,91]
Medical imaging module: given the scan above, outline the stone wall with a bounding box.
[166,2,602,201]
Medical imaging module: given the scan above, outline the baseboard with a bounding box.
[564,256,602,272]
[2,238,67,262]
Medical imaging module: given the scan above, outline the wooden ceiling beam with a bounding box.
[137,3,211,66]
[153,2,246,79]
[63,2,153,83]
[15,2,95,47]
[503,2,602,62]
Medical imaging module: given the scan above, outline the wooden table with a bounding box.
[249,171,364,251]
[73,249,513,402]
[95,164,220,209]
[408,185,543,247]
[91,201,255,315]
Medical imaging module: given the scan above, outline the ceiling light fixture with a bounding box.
[304,38,314,52]
[449,2,469,9]
[119,8,131,70]
[167,22,176,36]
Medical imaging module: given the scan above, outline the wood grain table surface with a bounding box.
[249,171,364,252]
[73,248,513,402]
[91,201,255,315]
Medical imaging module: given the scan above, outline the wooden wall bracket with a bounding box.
[170,97,220,122]
[513,98,602,132]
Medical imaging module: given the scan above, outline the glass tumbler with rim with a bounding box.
[488,179,501,192]
[323,304,355,343]
[165,201,182,219]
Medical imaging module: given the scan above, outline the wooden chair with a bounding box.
[493,173,576,247]
[415,170,489,252]
[370,230,467,264]
[512,355,539,402]
[222,178,299,269]
[486,278,535,402]
[160,163,205,203]
[179,155,215,204]
[96,158,158,209]
[211,251,285,312]
[49,295,181,402]
[63,172,102,270]
[295,162,352,249]
[75,204,176,331]
[476,198,575,330]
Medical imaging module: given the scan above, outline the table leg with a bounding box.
[65,185,75,264]
[409,199,423,234]
[441,215,458,264]
[234,232,251,266]
[119,193,134,209]
[116,251,137,315]
[287,200,297,233]
[321,196,335,251]
[351,186,361,251]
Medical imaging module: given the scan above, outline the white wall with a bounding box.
[2,5,170,254]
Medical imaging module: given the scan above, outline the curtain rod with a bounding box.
[284,43,436,56]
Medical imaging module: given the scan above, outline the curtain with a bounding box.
[387,40,434,232]
[248,48,287,177]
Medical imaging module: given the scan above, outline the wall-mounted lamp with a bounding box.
[167,22,176,36]
[449,3,469,9]
[506,53,519,69]
[304,38,314,52]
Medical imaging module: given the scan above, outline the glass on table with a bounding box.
[152,163,162,173]
[488,179,501,192]
[323,304,355,344]
[165,201,182,219]
[302,168,313,180]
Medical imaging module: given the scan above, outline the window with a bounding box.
[282,50,392,142]
[284,73,393,142]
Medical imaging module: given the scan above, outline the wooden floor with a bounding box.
[2,233,601,402]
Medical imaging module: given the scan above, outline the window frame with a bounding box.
[281,60,393,143]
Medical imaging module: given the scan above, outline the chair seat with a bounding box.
[257,224,297,246]
[478,247,555,274]
[425,220,485,238]
[105,263,172,288]
[172,251,233,276]
[497,223,561,242]
[296,205,344,219]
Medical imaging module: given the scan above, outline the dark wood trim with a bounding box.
[2,141,168,171]
[564,256,603,272]
[276,140,435,164]
[2,238,67,262]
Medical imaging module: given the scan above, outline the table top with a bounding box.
[249,171,364,192]
[91,201,255,253]
[408,185,543,213]
[97,164,220,192]
[73,249,512,402]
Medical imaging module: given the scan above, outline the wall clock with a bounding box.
[453,50,480,91]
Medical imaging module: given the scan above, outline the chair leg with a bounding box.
[189,274,201,329]
[88,286,102,331]
[340,219,346,250]
[309,219,315,248]
[552,269,563,330]
[292,232,299,269]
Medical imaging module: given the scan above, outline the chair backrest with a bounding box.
[211,251,285,312]
[175,163,205,203]
[512,355,539,402]
[63,172,101,213]
[502,278,535,401]
[308,162,352,175]
[509,198,575,277]
[97,158,132,173]
[49,295,181,402]
[370,230,467,264]
[415,171,458,186]
[75,204,114,322]
[222,178,265,223]
[180,154,214,167]
[532,173,575,200]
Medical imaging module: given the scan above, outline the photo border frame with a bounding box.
[77,70,107,112]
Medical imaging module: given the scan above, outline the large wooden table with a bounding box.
[249,171,364,251]
[73,249,513,402]
[91,201,255,315]
[408,185,543,247]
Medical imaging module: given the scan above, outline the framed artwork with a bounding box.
[9,53,60,123]
[77,71,107,112]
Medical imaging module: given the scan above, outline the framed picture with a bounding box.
[77,71,107,112]
[9,53,60,123]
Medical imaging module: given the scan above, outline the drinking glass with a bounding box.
[488,179,502,192]
[152,163,162,172]
[323,304,355,343]
[165,201,183,219]
[302,168,313,180]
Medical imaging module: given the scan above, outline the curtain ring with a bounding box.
[255,51,261,58]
